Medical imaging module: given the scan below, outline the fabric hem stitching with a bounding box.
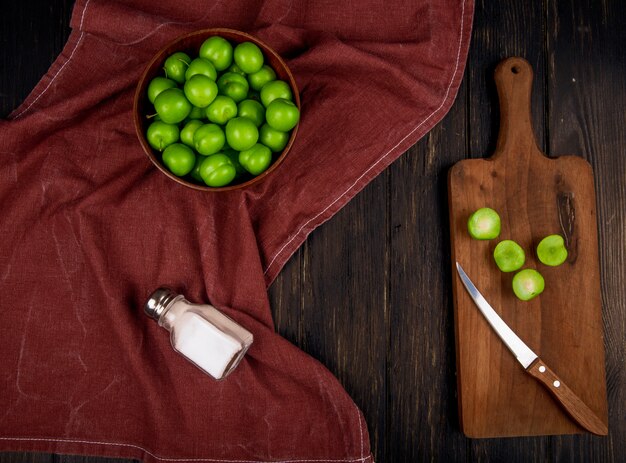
[262,0,470,283]
[0,436,373,463]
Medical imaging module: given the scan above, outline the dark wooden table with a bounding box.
[2,1,624,462]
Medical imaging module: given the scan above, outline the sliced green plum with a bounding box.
[512,269,545,301]
[493,240,525,272]
[537,234,568,266]
[467,207,501,240]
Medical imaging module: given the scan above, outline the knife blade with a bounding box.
[455,262,608,436]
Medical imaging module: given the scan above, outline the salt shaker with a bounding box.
[144,287,253,380]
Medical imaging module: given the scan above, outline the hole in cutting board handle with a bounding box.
[493,57,542,158]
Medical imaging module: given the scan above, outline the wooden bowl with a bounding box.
[133,29,300,192]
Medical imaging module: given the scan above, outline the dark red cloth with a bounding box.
[0,0,473,461]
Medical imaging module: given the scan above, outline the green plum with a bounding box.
[199,153,236,187]
[162,143,196,176]
[193,123,225,155]
[239,143,272,175]
[163,52,190,84]
[265,98,299,131]
[225,117,259,151]
[228,63,246,76]
[146,121,179,151]
[154,88,192,124]
[512,269,545,301]
[259,123,289,152]
[223,148,246,177]
[467,207,501,240]
[147,77,176,103]
[199,36,233,71]
[493,240,525,272]
[143,37,303,187]
[188,105,205,120]
[217,72,249,103]
[537,234,568,266]
[206,96,238,124]
[260,80,292,107]
[237,99,265,127]
[183,75,218,108]
[180,120,204,147]
[248,65,276,91]
[185,57,217,81]
[233,42,264,74]
[190,154,205,182]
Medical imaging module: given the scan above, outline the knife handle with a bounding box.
[527,358,608,435]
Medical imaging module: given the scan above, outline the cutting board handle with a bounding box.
[494,57,543,159]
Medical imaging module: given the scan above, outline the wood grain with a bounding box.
[0,453,53,463]
[526,359,608,436]
[462,1,555,458]
[300,171,389,458]
[386,79,470,461]
[449,57,608,437]
[546,0,626,460]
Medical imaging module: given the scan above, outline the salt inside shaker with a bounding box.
[144,287,253,380]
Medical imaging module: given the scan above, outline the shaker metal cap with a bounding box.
[144,287,178,320]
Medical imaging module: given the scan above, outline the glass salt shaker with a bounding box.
[144,287,253,380]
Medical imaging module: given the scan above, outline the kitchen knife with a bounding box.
[455,262,608,436]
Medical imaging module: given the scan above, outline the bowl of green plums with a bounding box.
[134,29,301,191]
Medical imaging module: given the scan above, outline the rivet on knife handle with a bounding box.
[526,358,608,435]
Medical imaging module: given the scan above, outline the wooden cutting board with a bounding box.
[448,57,608,438]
